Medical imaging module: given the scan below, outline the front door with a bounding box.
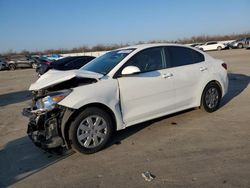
[117,47,175,126]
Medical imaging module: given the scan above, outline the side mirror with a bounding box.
[121,66,140,75]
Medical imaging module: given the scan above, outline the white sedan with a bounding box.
[199,41,226,51]
[23,43,228,154]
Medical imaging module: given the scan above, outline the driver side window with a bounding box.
[125,47,164,73]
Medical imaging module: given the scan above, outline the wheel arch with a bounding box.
[199,80,222,107]
[62,102,117,148]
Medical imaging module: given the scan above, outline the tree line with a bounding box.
[1,32,249,57]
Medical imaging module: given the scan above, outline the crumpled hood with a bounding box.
[29,69,103,91]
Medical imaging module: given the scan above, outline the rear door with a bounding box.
[165,46,209,109]
[117,47,175,126]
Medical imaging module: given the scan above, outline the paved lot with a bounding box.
[0,49,249,188]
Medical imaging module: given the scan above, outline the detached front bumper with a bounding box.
[22,107,64,149]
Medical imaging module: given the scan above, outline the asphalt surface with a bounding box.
[0,49,249,188]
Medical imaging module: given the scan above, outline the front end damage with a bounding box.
[23,107,65,149]
[22,90,70,149]
[22,70,102,150]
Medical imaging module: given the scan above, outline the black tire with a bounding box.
[200,48,204,51]
[69,107,114,154]
[217,46,222,51]
[237,43,243,49]
[201,83,221,113]
[9,64,16,70]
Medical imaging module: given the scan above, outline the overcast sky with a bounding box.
[0,0,250,53]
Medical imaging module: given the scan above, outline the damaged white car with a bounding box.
[23,44,228,154]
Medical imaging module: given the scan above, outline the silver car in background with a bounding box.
[0,59,8,70]
[228,37,250,49]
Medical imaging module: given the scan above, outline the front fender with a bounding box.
[59,79,124,130]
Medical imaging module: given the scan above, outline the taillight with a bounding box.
[222,63,227,70]
[44,61,52,65]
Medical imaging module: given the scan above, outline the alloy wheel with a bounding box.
[77,115,108,149]
[205,87,219,109]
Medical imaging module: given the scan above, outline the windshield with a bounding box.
[81,49,135,75]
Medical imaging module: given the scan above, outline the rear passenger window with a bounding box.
[192,50,205,63]
[165,46,204,67]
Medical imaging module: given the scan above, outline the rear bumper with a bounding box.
[22,107,64,149]
[223,74,229,97]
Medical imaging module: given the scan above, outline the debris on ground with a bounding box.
[141,171,155,182]
[97,174,103,178]
[192,177,197,181]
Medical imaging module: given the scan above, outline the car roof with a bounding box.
[117,43,191,51]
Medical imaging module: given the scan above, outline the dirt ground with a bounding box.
[0,49,249,188]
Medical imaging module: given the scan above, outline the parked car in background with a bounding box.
[53,56,95,70]
[194,43,205,48]
[0,59,8,70]
[28,55,45,67]
[246,40,250,49]
[7,55,37,70]
[35,58,54,76]
[23,43,228,154]
[187,43,204,48]
[228,37,250,49]
[36,56,95,76]
[198,41,226,51]
[42,54,63,61]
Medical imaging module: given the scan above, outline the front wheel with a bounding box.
[69,107,114,154]
[8,64,16,70]
[217,46,222,51]
[201,83,221,113]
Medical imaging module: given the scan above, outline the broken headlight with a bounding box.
[36,89,72,111]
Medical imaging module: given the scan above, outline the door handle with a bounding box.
[200,67,208,71]
[162,73,173,78]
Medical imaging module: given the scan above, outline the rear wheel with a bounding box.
[217,46,222,51]
[8,64,16,70]
[201,83,221,113]
[237,43,243,49]
[69,107,114,154]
